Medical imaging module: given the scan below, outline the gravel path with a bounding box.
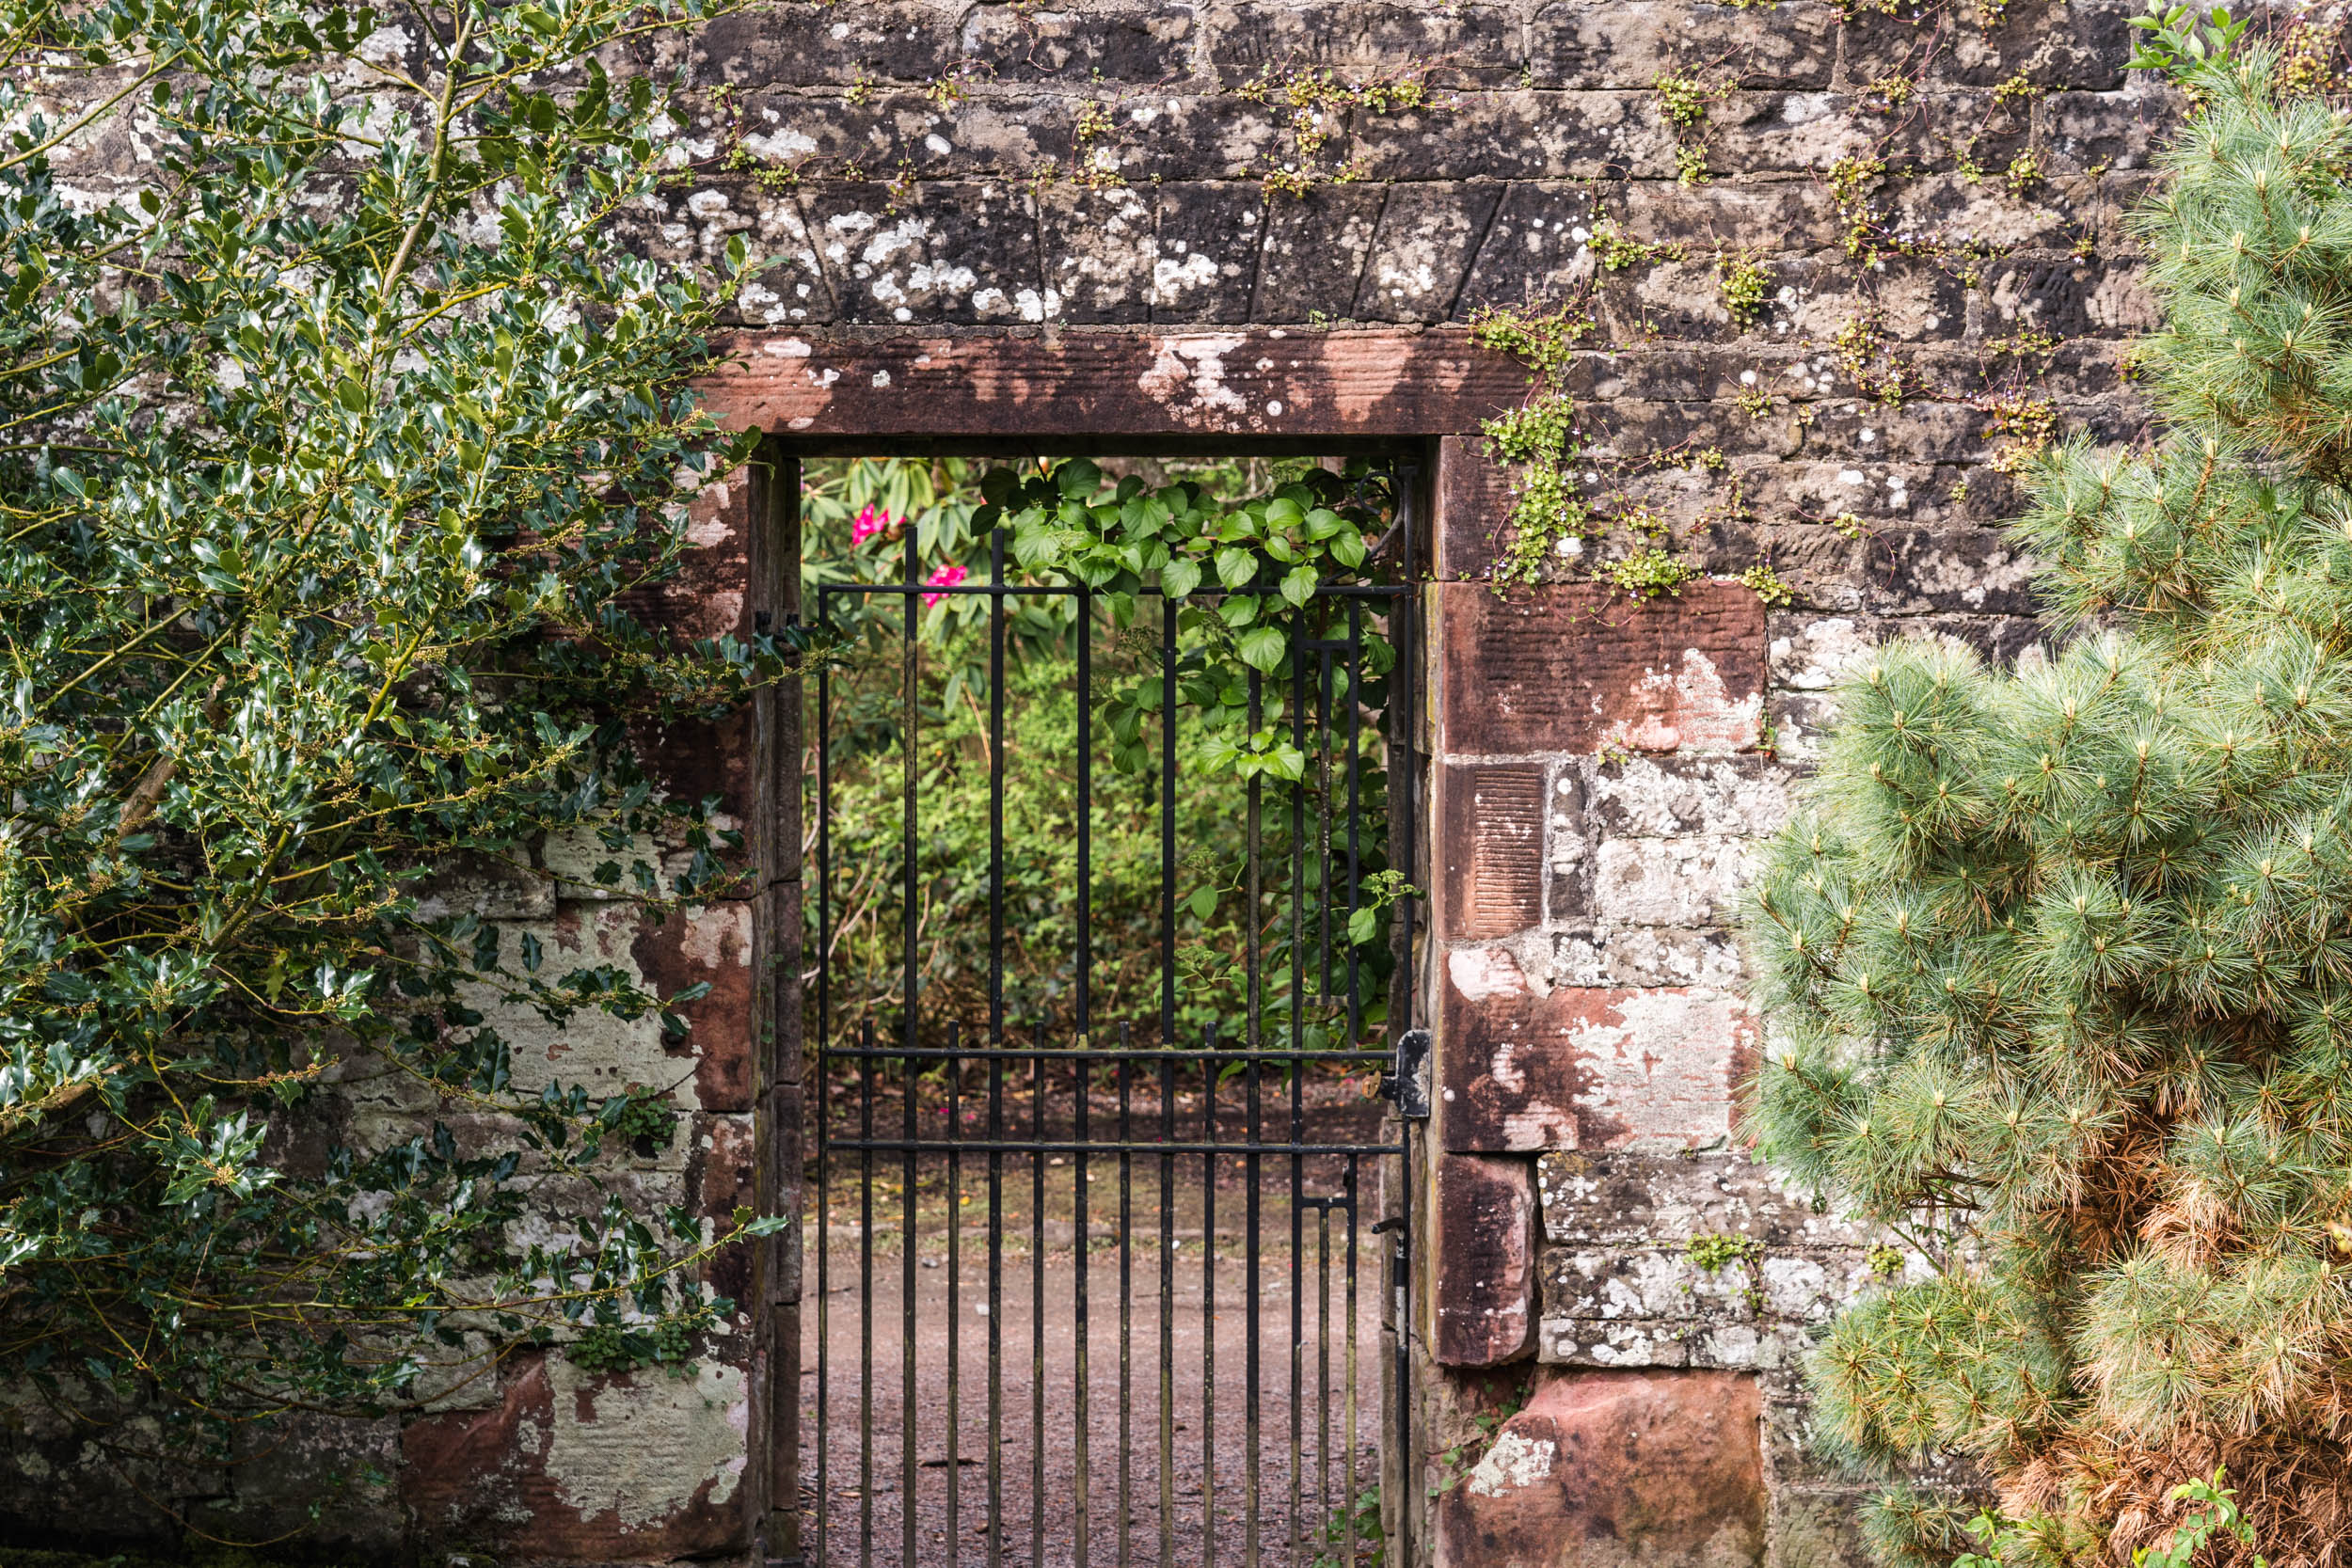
[802,1216,1389,1568]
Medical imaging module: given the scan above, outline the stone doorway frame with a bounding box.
[712,324,1517,1566]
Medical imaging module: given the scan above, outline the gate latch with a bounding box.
[1381,1028,1432,1119]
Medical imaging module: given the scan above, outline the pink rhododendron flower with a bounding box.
[922,562,968,607]
[851,503,892,546]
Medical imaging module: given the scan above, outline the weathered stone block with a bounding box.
[1205,1,1524,87]
[1439,955,1756,1151]
[1839,0,2131,92]
[1974,252,2160,339]
[403,1352,752,1558]
[1151,183,1266,321]
[1703,90,1877,176]
[1254,182,1386,321]
[1863,525,2039,616]
[1104,95,1284,182]
[1438,761,1550,941]
[962,4,1198,82]
[1437,434,1512,583]
[1613,180,1838,255]
[1354,182,1506,323]
[1434,1155,1539,1366]
[413,852,557,921]
[1547,926,1746,990]
[1435,580,1768,758]
[800,182,1042,325]
[691,3,959,86]
[1584,753,1794,840]
[1536,1151,1867,1249]
[1454,181,1602,317]
[1433,1369,1766,1568]
[1350,92,1673,182]
[1042,185,1156,324]
[1592,834,1753,927]
[1527,0,1836,90]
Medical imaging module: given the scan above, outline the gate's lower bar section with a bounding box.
[808,1033,1400,1568]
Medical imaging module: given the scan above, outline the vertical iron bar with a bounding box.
[901,523,920,1568]
[1288,625,1307,1568]
[1119,1024,1134,1568]
[1244,662,1262,1568]
[1316,1201,1332,1544]
[1201,1022,1218,1568]
[1158,593,1178,1568]
[947,1021,962,1565]
[1032,1037,1046,1568]
[1158,1050,1175,1568]
[988,527,1008,1568]
[816,582,833,1568]
[860,1017,875,1568]
[1343,600,1362,1047]
[1394,467,1420,1564]
[1244,1048,1262,1568]
[1317,639,1335,1003]
[1075,592,1093,1568]
[1343,1159,1359,1568]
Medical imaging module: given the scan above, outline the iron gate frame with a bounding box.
[798,451,1431,1568]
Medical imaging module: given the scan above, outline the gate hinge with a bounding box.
[1380,1028,1432,1119]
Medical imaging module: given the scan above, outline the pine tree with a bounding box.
[1746,39,2352,1566]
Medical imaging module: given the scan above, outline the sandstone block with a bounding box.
[800,182,1042,325]
[1454,182,1603,319]
[1437,434,1513,583]
[1204,2,1524,87]
[1438,957,1756,1151]
[1584,752,1793,840]
[1350,92,1673,183]
[1150,183,1266,321]
[1433,1369,1766,1568]
[1535,1151,1870,1249]
[1042,186,1156,325]
[1434,1155,1540,1366]
[962,4,1198,82]
[1863,525,2039,616]
[691,3,958,87]
[1592,835,1753,927]
[1354,182,1507,324]
[1436,580,1768,758]
[1254,182,1386,322]
[1438,761,1552,941]
[404,1352,752,1558]
[1545,926,1747,990]
[1527,0,1836,90]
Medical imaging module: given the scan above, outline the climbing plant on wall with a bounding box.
[0,0,782,1487]
[1746,18,2352,1563]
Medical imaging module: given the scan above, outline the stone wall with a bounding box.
[10,0,2208,1560]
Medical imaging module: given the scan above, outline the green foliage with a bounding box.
[1740,562,1798,608]
[809,458,1410,1050]
[1597,546,1697,599]
[1744,48,2352,1560]
[0,0,775,1468]
[2133,1472,2268,1568]
[2128,2,2252,81]
[1719,253,1772,325]
[1687,1232,1763,1272]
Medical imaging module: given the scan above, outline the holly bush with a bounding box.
[0,0,783,1474]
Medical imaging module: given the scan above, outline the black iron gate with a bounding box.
[803,458,1424,1568]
